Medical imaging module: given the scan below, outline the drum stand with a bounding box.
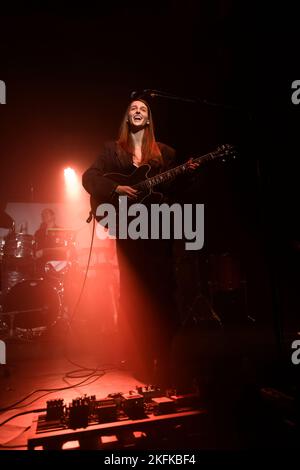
[0,309,18,338]
[182,286,223,328]
[181,252,252,328]
[177,251,223,328]
[205,253,255,326]
[0,306,52,341]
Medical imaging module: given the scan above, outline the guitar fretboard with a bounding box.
[133,146,231,191]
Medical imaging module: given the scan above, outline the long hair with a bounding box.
[117,99,163,167]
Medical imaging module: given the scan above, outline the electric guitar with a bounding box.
[90,144,236,222]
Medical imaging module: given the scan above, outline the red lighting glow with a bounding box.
[64,167,80,198]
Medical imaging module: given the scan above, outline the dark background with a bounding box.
[1,1,297,201]
[0,1,299,346]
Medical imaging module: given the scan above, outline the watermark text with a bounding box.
[0,340,6,365]
[0,80,6,104]
[291,339,300,365]
[96,197,204,251]
[291,80,300,105]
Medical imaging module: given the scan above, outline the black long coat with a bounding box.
[82,140,180,374]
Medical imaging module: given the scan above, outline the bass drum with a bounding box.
[2,279,61,332]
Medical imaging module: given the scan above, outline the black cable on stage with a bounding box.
[0,367,107,413]
[69,216,96,324]
[1,364,120,413]
[63,364,117,380]
[0,408,46,428]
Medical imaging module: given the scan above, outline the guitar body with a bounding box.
[90,164,164,222]
[89,145,235,226]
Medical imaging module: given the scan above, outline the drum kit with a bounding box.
[0,227,77,340]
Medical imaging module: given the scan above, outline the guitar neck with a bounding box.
[134,150,218,191]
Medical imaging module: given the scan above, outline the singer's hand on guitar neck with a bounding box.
[186,158,199,171]
[115,185,138,199]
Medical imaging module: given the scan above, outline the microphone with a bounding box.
[131,89,176,99]
[130,90,140,100]
[130,90,155,100]
[134,89,239,109]
[142,89,159,97]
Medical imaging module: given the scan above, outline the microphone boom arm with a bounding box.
[141,89,237,111]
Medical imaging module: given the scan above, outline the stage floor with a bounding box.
[0,352,149,450]
[0,320,296,450]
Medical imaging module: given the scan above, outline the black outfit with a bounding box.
[82,140,176,202]
[34,223,68,280]
[82,141,180,384]
[34,224,60,251]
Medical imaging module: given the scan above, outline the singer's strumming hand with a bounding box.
[115,185,138,199]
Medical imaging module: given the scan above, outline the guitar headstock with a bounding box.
[215,144,237,162]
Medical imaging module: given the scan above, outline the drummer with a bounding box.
[34,208,74,261]
[34,208,58,258]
